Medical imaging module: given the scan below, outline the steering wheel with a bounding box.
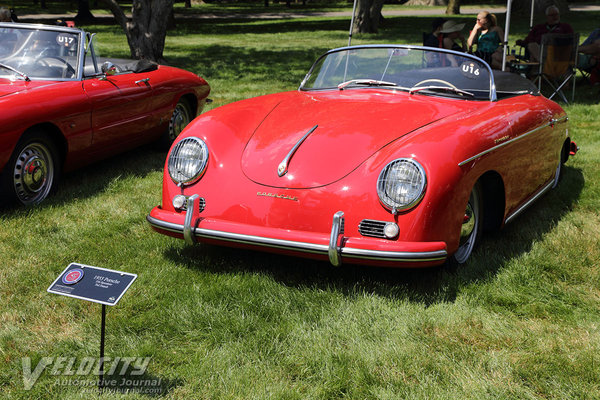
[412,79,457,89]
[33,56,76,78]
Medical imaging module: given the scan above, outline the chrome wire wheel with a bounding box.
[167,100,192,142]
[12,141,56,205]
[452,183,482,265]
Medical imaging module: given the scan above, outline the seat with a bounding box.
[536,33,579,103]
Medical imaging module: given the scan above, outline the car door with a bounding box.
[82,72,157,155]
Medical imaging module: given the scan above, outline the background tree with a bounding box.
[353,0,386,33]
[446,0,460,15]
[99,0,174,63]
[75,0,95,22]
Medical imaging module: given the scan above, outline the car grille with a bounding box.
[182,196,205,213]
[358,219,388,239]
[197,197,206,213]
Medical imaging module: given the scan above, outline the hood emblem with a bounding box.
[277,124,318,177]
[257,192,299,202]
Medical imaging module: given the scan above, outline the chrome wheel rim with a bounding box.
[13,143,54,205]
[168,102,191,141]
[454,189,480,264]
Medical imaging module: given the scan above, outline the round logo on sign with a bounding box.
[62,268,84,285]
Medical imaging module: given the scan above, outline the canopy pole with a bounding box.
[348,0,358,46]
[502,0,513,71]
[530,0,535,29]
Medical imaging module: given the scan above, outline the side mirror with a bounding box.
[101,61,118,76]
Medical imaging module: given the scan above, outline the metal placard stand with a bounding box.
[48,263,137,393]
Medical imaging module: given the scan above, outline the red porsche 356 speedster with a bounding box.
[0,22,210,205]
[148,45,576,267]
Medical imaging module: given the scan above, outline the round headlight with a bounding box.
[168,137,209,185]
[377,158,426,212]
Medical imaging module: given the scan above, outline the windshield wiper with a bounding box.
[0,63,30,81]
[409,85,474,98]
[338,79,398,90]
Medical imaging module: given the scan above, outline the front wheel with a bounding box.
[158,98,193,149]
[1,132,60,206]
[450,182,483,265]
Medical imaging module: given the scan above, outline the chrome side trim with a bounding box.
[183,194,200,245]
[146,215,447,263]
[278,124,318,177]
[328,211,345,266]
[505,179,554,225]
[458,116,567,167]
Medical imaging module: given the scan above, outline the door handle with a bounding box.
[135,78,150,85]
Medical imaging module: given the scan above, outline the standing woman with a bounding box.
[468,11,504,69]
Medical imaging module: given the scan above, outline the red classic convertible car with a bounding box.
[147,45,576,267]
[0,22,210,205]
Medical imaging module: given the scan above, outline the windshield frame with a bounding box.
[299,44,498,102]
[0,22,86,81]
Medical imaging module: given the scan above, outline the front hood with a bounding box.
[241,90,465,188]
[0,79,59,98]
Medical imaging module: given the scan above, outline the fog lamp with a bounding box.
[383,222,399,239]
[173,194,187,210]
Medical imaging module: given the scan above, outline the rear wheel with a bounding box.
[2,132,60,206]
[450,182,483,265]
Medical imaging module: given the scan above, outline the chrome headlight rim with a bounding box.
[377,158,427,213]
[168,136,209,186]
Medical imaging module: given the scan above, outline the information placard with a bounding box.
[47,263,137,306]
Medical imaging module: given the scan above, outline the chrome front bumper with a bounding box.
[147,199,448,267]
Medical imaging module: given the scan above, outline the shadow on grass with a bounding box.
[0,144,166,218]
[164,165,584,306]
[100,360,182,397]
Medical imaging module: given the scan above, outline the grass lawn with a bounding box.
[1,4,600,399]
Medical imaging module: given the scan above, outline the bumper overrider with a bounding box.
[147,195,448,267]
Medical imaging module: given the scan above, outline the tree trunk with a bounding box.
[185,0,191,7]
[354,0,385,34]
[75,0,95,22]
[445,0,460,15]
[100,0,173,63]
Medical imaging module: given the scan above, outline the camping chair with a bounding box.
[536,33,579,104]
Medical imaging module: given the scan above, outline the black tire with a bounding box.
[449,182,483,265]
[158,98,193,149]
[1,132,60,206]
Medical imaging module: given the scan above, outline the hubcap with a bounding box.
[454,190,479,264]
[169,103,190,141]
[13,144,54,205]
[459,204,475,246]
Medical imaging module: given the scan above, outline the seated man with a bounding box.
[515,5,573,62]
[578,28,600,84]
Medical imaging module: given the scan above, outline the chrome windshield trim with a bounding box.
[505,179,554,225]
[147,215,447,263]
[458,116,568,167]
[299,44,497,101]
[277,124,318,177]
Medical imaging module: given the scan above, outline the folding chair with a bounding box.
[536,33,579,103]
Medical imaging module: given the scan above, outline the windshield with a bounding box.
[0,23,81,80]
[300,46,496,101]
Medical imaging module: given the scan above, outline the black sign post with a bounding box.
[48,263,137,393]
